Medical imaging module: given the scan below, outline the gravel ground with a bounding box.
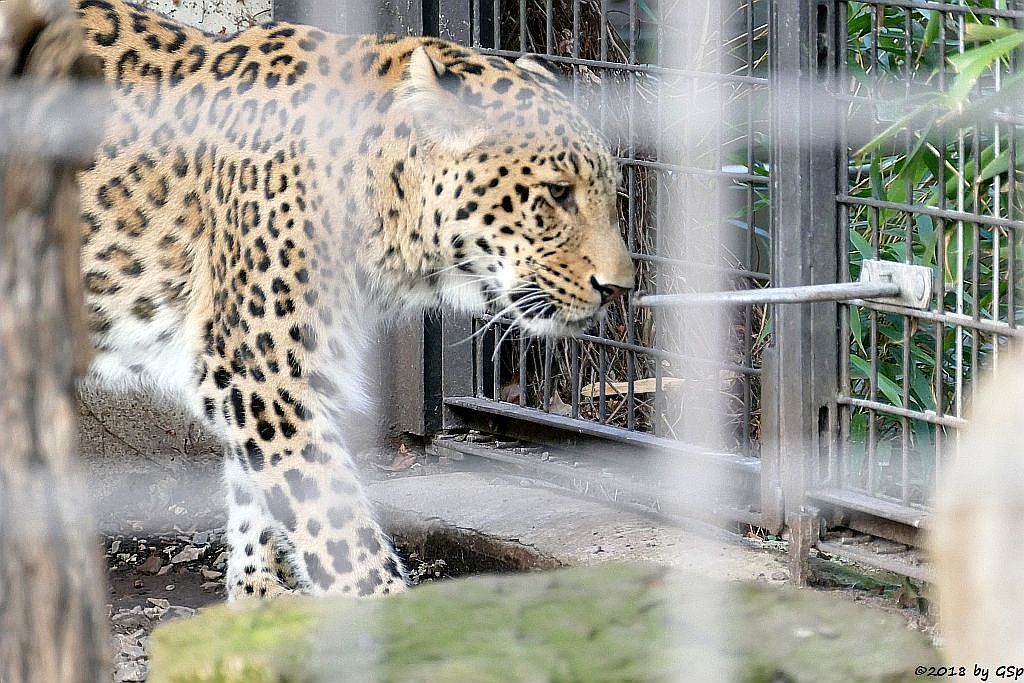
[103,527,454,682]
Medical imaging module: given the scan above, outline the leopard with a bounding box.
[73,0,635,600]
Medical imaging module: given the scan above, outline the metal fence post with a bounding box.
[272,0,430,439]
[424,0,489,432]
[767,0,841,582]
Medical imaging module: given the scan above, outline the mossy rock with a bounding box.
[150,564,937,683]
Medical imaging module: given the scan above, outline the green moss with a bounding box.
[149,565,936,683]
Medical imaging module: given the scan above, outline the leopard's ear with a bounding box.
[399,46,487,152]
[514,54,558,82]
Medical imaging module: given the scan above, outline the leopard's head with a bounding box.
[401,45,634,336]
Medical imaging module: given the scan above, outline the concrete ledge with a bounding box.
[368,471,789,582]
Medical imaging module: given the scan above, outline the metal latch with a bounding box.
[634,259,933,310]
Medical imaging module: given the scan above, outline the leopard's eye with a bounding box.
[545,183,574,208]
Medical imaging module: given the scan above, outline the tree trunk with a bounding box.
[0,3,108,681]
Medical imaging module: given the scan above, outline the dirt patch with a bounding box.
[103,524,526,681]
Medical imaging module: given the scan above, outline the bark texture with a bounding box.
[0,2,108,680]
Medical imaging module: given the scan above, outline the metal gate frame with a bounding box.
[280,0,1022,581]
[422,0,779,532]
[764,0,843,580]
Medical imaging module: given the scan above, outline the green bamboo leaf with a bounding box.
[947,32,1024,104]
[916,215,936,266]
[964,22,1018,43]
[979,147,1009,182]
[850,228,873,262]
[850,355,904,406]
[937,71,1024,129]
[869,155,884,199]
[916,11,940,65]
[850,308,865,354]
[854,103,939,157]
[943,142,998,198]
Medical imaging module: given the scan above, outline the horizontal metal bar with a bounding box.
[475,47,769,87]
[431,438,667,511]
[836,396,967,428]
[635,281,900,307]
[472,313,762,376]
[816,540,930,582]
[806,487,930,529]
[629,253,771,283]
[432,438,765,528]
[615,156,770,184]
[846,0,1024,19]
[846,299,1024,339]
[571,332,763,376]
[839,194,1024,231]
[444,396,763,475]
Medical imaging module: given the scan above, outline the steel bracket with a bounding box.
[858,259,932,310]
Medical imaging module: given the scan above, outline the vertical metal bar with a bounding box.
[493,0,500,48]
[572,0,580,59]
[836,0,851,493]
[434,1,477,430]
[624,1,638,432]
[768,0,841,582]
[518,335,528,407]
[900,7,912,506]
[571,338,581,418]
[543,338,553,412]
[600,0,608,62]
[627,166,638,431]
[519,0,527,51]
[867,297,877,492]
[742,0,756,457]
[934,9,948,482]
[492,323,501,400]
[545,0,554,53]
[598,320,608,422]
[1008,64,1018,333]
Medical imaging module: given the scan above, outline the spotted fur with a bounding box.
[75,0,634,599]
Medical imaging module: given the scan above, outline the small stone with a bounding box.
[165,605,196,620]
[200,581,221,591]
[170,547,201,564]
[132,579,144,589]
[110,540,121,554]
[192,531,209,546]
[164,584,175,591]
[138,555,163,575]
[157,565,171,576]
[213,551,229,568]
[120,643,145,660]
[200,568,222,580]
[113,660,148,683]
[146,598,170,610]
[111,612,150,630]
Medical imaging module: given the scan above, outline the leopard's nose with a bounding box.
[590,275,631,306]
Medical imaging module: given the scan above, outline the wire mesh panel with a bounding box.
[438,0,772,470]
[818,0,1024,530]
